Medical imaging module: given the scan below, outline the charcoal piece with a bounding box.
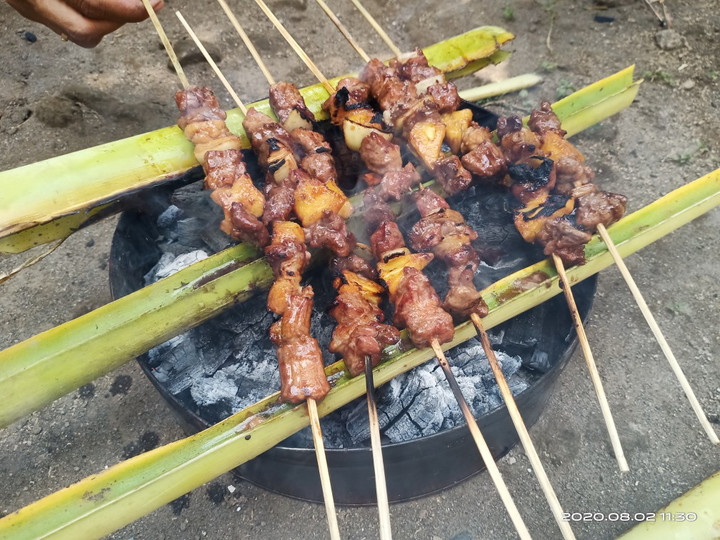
[201,226,233,253]
[171,182,216,217]
[384,413,422,443]
[151,335,205,395]
[526,349,551,373]
[157,205,183,229]
[175,217,206,248]
[144,250,209,285]
[190,369,240,409]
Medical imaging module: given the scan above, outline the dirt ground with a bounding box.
[1,0,719,539]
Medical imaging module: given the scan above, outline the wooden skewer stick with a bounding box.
[596,224,719,444]
[314,0,371,62]
[307,397,341,540]
[216,0,276,86]
[253,0,335,94]
[365,356,392,540]
[348,0,402,57]
[552,254,629,471]
[139,0,189,89]
[175,12,247,114]
[430,339,532,540]
[471,314,576,540]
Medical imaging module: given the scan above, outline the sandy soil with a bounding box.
[1,1,719,539]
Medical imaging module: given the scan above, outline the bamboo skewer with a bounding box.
[307,397,341,540]
[430,339,532,540]
[596,224,719,444]
[314,0,371,62]
[553,254,629,471]
[471,314,576,540]
[224,7,391,536]
[348,0,402,57]
[216,0,276,86]
[175,12,247,114]
[139,0,189,89]
[253,0,335,94]
[365,356,392,540]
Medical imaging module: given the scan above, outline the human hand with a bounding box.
[7,0,164,47]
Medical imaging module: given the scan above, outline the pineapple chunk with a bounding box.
[514,193,574,243]
[325,179,353,218]
[267,148,298,183]
[408,121,446,169]
[342,109,391,152]
[441,109,473,155]
[283,108,314,132]
[341,270,385,301]
[377,249,434,297]
[294,175,349,226]
[272,220,305,243]
[540,131,586,164]
[210,175,266,236]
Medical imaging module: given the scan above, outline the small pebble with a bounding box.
[655,29,684,51]
[227,485,236,493]
[681,79,696,90]
[24,31,37,43]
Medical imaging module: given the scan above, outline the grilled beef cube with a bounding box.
[304,210,357,257]
[528,100,566,136]
[536,218,592,266]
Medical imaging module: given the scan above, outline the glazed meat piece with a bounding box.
[322,77,371,125]
[269,81,316,126]
[329,271,399,376]
[292,128,336,184]
[262,170,300,225]
[242,107,296,167]
[499,119,542,165]
[536,218,592,266]
[528,100,565,136]
[460,123,493,154]
[229,203,269,247]
[508,157,557,205]
[496,115,523,140]
[175,85,225,128]
[203,149,247,190]
[393,267,455,347]
[360,131,403,175]
[265,221,310,315]
[359,58,398,97]
[270,287,330,403]
[377,79,419,126]
[574,186,627,231]
[461,141,507,180]
[394,49,440,83]
[426,82,461,114]
[434,156,473,195]
[397,97,441,134]
[377,163,421,201]
[554,156,595,194]
[304,210,357,257]
[330,253,377,280]
[414,187,449,217]
[444,264,488,319]
[369,220,406,260]
[363,188,396,231]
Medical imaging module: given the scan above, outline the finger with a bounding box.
[8,0,123,47]
[66,0,164,23]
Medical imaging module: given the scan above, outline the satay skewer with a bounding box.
[596,224,719,444]
[140,0,189,89]
[347,0,402,57]
[221,9,389,537]
[314,0,371,62]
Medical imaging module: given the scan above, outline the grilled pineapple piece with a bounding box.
[441,109,473,155]
[514,193,575,243]
[294,176,351,226]
[283,108,314,132]
[267,148,298,183]
[339,270,385,304]
[272,220,304,243]
[540,131,586,163]
[377,249,434,297]
[408,121,446,169]
[342,108,392,152]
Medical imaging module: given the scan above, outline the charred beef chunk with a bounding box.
[377,163,421,201]
[242,107,296,167]
[554,156,595,194]
[292,128,337,183]
[508,156,557,203]
[574,186,627,231]
[444,264,489,319]
[360,131,403,175]
[330,254,378,280]
[269,81,316,125]
[303,210,357,257]
[370,220,406,260]
[377,79,419,125]
[363,188,396,231]
[500,127,542,164]
[393,267,455,347]
[461,141,507,179]
[414,188,449,217]
[496,115,523,139]
[262,170,301,225]
[426,81,461,114]
[394,48,440,83]
[204,149,247,190]
[359,58,398,97]
[271,287,330,403]
[229,203,269,247]
[536,218,592,266]
[434,156,473,195]
[528,100,566,136]
[175,85,225,128]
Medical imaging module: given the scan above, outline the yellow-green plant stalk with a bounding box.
[1,166,718,539]
[0,245,269,428]
[0,70,641,426]
[619,470,720,539]
[0,26,513,243]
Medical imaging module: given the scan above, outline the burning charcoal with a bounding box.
[197,330,236,376]
[526,349,551,372]
[175,217,206,248]
[170,181,215,216]
[201,226,233,253]
[157,204,183,229]
[190,369,240,411]
[151,335,205,395]
[384,413,423,443]
[144,250,209,285]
